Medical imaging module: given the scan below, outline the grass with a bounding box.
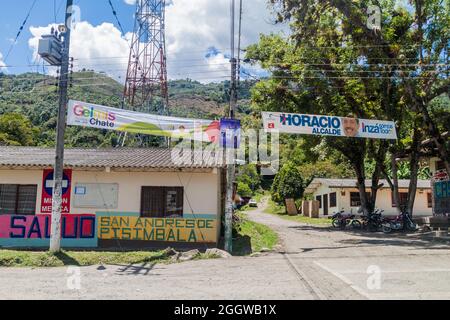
[264,199,331,226]
[0,249,218,268]
[232,212,279,256]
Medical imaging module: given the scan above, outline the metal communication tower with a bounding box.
[124,0,168,113]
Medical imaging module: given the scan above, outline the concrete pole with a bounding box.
[50,0,73,253]
[224,0,237,253]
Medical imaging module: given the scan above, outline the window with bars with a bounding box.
[0,184,37,215]
[391,192,408,208]
[141,187,184,218]
[350,192,372,207]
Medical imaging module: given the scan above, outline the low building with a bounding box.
[304,178,432,217]
[0,147,225,249]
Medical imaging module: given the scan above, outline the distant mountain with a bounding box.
[0,71,255,147]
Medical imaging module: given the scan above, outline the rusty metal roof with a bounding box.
[0,147,224,170]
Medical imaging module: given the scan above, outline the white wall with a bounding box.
[0,168,221,217]
[313,186,432,218]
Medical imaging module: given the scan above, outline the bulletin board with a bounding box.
[73,183,119,209]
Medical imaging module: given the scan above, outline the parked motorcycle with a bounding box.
[382,212,418,234]
[332,210,362,230]
[361,209,384,232]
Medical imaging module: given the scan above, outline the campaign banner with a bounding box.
[67,100,221,143]
[262,112,397,140]
[220,118,241,149]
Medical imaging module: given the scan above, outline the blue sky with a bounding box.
[1,0,134,71]
[0,0,282,82]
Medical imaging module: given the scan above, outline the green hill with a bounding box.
[0,71,255,147]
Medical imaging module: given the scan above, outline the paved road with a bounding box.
[1,201,450,300]
[246,200,450,300]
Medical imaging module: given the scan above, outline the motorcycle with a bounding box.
[382,212,418,234]
[361,209,384,232]
[332,210,362,230]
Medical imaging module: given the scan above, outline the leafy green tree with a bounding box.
[0,113,38,146]
[237,182,253,198]
[271,162,304,204]
[248,0,449,214]
[236,164,261,192]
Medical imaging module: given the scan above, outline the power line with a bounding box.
[4,0,38,63]
[107,0,126,36]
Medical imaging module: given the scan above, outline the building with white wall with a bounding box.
[304,178,432,217]
[0,147,225,249]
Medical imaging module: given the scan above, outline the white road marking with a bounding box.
[313,261,372,300]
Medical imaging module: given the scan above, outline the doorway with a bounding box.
[323,194,329,216]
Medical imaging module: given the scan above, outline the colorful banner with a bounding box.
[41,169,72,214]
[98,216,217,243]
[67,100,221,143]
[220,118,241,149]
[262,112,398,140]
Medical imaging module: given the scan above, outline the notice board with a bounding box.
[73,183,119,209]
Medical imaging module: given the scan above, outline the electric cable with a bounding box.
[4,0,38,63]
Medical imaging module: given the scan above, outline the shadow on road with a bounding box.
[287,225,450,250]
[115,262,156,276]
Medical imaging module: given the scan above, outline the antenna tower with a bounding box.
[124,0,168,113]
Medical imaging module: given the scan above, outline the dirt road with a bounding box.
[1,200,450,300]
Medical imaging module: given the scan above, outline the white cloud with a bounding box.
[164,0,286,82]
[0,51,6,70]
[29,22,132,80]
[28,0,286,83]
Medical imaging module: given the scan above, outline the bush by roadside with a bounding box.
[232,212,279,256]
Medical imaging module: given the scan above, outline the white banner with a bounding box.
[67,100,221,143]
[262,112,397,140]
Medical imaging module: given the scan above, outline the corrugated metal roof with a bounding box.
[0,147,224,170]
[305,178,431,194]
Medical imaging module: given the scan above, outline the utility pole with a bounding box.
[224,0,238,253]
[49,0,73,253]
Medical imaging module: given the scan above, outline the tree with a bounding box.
[0,113,38,146]
[248,0,449,215]
[271,162,304,205]
[236,164,261,192]
[237,182,253,198]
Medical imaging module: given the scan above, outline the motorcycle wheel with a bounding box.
[407,221,418,232]
[382,224,392,234]
[332,219,341,229]
[351,220,362,229]
[368,223,379,232]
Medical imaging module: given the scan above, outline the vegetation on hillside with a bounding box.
[0,72,255,148]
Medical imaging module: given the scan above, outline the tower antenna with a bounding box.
[124,0,169,114]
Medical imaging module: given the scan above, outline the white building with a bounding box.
[0,147,225,249]
[304,178,432,217]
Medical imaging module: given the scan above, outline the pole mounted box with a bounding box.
[38,35,63,66]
